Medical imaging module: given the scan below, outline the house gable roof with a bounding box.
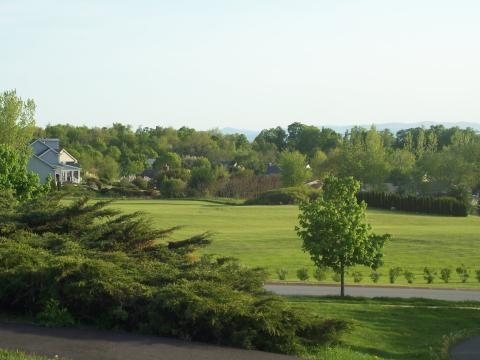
[29,154,57,169]
[30,138,81,173]
[30,139,53,156]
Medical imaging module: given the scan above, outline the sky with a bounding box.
[1,0,480,130]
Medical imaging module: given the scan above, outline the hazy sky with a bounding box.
[2,0,480,130]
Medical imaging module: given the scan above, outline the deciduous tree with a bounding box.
[279,151,311,187]
[0,90,36,152]
[296,176,390,296]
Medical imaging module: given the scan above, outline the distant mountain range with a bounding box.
[222,122,480,141]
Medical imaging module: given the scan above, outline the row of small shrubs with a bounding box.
[276,265,480,284]
[245,186,320,205]
[385,265,478,284]
[356,191,468,217]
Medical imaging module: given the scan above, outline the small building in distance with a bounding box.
[27,138,82,185]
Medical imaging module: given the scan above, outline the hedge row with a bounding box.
[245,186,320,205]
[357,191,468,217]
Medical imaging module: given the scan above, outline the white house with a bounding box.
[27,138,81,185]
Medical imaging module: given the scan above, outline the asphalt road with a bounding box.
[0,322,298,360]
[450,337,480,360]
[265,283,480,301]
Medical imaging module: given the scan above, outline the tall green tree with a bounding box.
[0,144,48,200]
[311,150,328,178]
[279,151,311,187]
[296,176,390,296]
[0,90,36,151]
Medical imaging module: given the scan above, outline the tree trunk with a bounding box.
[340,259,345,297]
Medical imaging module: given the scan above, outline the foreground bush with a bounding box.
[245,186,320,205]
[0,194,349,354]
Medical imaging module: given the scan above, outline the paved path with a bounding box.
[0,322,298,360]
[265,284,480,301]
[450,337,480,360]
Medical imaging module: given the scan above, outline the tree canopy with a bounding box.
[29,116,480,201]
[279,151,312,187]
[0,90,36,152]
[296,176,390,296]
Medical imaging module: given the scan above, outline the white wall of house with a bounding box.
[59,150,77,164]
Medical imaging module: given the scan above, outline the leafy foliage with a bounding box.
[440,268,452,283]
[296,176,390,296]
[279,151,312,187]
[357,191,468,217]
[370,271,381,283]
[276,268,288,280]
[0,90,36,152]
[245,186,319,205]
[0,145,50,201]
[313,267,327,282]
[456,264,470,283]
[423,267,436,284]
[296,267,309,281]
[351,271,363,283]
[388,267,402,284]
[404,270,416,284]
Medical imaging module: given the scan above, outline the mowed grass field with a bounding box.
[111,199,480,288]
[291,297,480,360]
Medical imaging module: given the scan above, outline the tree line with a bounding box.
[35,121,480,200]
[2,89,480,202]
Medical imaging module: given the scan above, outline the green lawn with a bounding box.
[0,349,55,360]
[111,199,480,288]
[289,296,480,360]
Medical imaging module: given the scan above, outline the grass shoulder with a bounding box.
[0,349,57,360]
[287,296,480,360]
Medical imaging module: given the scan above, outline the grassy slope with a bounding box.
[111,199,480,288]
[289,296,480,360]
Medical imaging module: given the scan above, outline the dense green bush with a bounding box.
[97,185,159,198]
[313,267,327,282]
[352,271,362,283]
[456,264,469,283]
[35,299,75,327]
[388,267,402,284]
[276,268,288,280]
[245,186,320,205]
[404,270,415,284]
[159,178,188,198]
[370,271,381,283]
[332,272,341,283]
[296,267,309,281]
[0,194,349,354]
[357,192,468,217]
[423,267,436,284]
[440,268,452,283]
